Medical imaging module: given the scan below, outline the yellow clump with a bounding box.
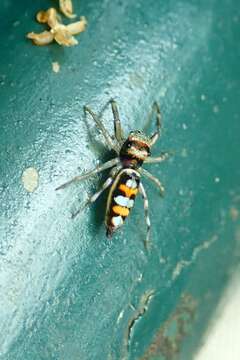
[52,24,78,46]
[66,16,87,35]
[36,10,49,23]
[27,31,54,46]
[59,0,76,18]
[27,2,87,47]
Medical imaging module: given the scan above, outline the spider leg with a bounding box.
[110,99,124,143]
[140,168,165,196]
[84,105,118,151]
[55,158,119,190]
[139,182,151,249]
[145,151,172,164]
[72,176,113,219]
[147,101,162,146]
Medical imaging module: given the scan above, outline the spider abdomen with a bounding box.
[105,168,140,236]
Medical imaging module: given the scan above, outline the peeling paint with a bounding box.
[122,290,155,359]
[172,235,218,280]
[117,309,125,324]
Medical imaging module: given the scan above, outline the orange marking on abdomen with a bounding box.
[119,184,138,197]
[112,205,129,217]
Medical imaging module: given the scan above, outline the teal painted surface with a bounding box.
[0,1,240,360]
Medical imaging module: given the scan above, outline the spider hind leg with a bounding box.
[71,176,113,219]
[139,182,151,250]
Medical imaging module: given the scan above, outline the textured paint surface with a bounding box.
[0,1,240,360]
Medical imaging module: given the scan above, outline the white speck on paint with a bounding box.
[13,20,20,27]
[22,167,39,192]
[214,177,220,183]
[159,256,167,264]
[181,148,188,157]
[159,87,167,98]
[52,62,60,73]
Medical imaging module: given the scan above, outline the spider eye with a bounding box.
[126,140,133,148]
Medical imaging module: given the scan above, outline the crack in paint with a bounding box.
[172,235,218,280]
[122,289,155,359]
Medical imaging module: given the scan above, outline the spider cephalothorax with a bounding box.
[120,131,151,167]
[56,100,170,248]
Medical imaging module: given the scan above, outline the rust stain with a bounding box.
[140,293,198,360]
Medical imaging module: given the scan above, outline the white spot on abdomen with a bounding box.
[114,195,134,208]
[111,216,123,228]
[126,179,137,188]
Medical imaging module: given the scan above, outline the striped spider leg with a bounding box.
[140,168,165,197]
[139,102,169,196]
[139,182,151,249]
[110,98,124,142]
[56,101,124,216]
[71,175,113,219]
[70,164,123,219]
[142,151,173,196]
[147,101,162,146]
[55,157,119,191]
[83,105,117,151]
[84,99,124,152]
[56,100,125,191]
[145,151,172,164]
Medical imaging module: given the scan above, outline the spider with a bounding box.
[56,99,170,248]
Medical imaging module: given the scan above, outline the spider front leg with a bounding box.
[139,182,151,249]
[84,105,118,152]
[55,158,119,190]
[145,151,172,164]
[148,101,162,146]
[72,176,113,219]
[110,99,124,143]
[140,168,165,197]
